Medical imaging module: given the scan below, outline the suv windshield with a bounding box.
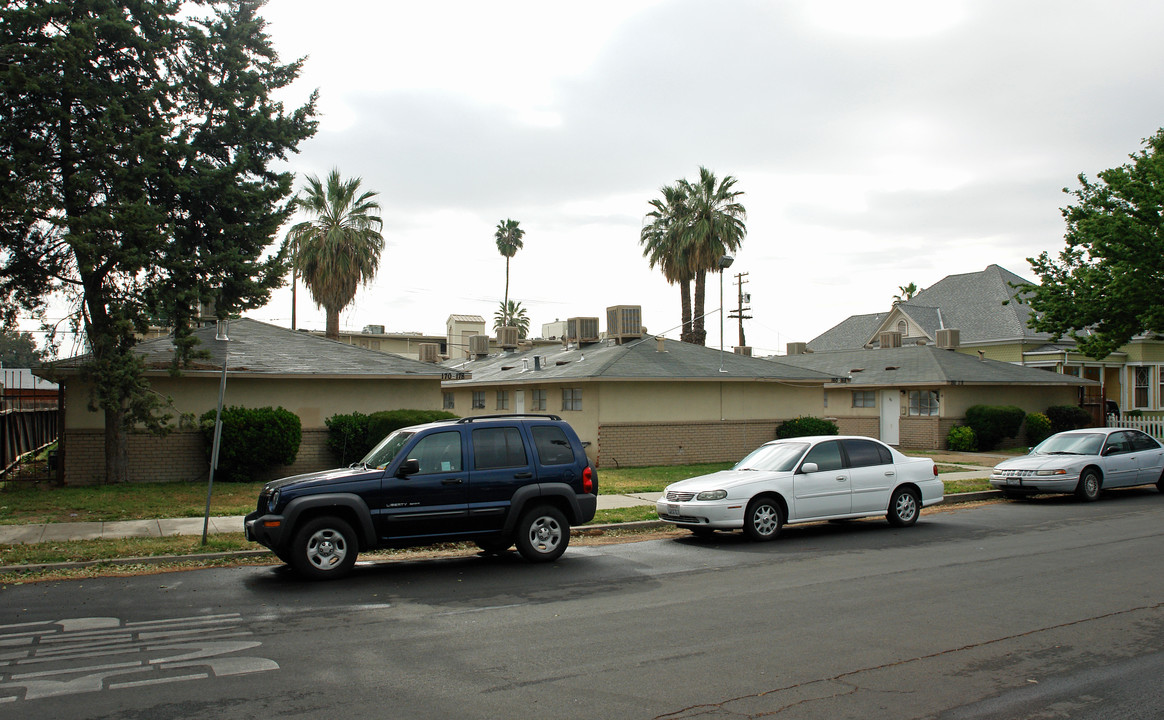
[1033,432,1104,456]
[735,442,809,472]
[362,430,415,469]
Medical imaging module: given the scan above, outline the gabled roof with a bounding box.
[809,264,1053,350]
[773,345,1095,387]
[49,318,447,379]
[444,337,837,386]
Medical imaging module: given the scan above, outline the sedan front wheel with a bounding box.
[743,496,783,542]
[1074,469,1101,502]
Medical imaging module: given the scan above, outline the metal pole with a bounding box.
[719,270,725,372]
[201,324,229,545]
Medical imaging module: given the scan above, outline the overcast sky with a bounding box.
[235,1,1164,353]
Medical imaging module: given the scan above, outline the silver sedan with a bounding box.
[990,427,1164,501]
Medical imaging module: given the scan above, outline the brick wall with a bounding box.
[834,416,880,439]
[597,420,784,468]
[62,428,335,485]
[900,416,941,450]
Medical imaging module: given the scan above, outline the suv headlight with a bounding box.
[696,490,727,501]
[267,489,280,513]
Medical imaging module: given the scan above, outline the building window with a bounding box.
[472,391,485,409]
[897,320,907,335]
[531,389,547,411]
[852,390,876,408]
[496,390,509,410]
[443,392,455,410]
[908,390,939,416]
[1134,366,1151,408]
[562,388,582,411]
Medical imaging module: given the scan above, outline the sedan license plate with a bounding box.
[1007,477,1021,486]
[667,504,680,515]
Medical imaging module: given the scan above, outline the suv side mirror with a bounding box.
[799,462,819,474]
[397,458,420,477]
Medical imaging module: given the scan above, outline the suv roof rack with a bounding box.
[456,413,563,423]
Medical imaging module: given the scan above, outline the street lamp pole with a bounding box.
[202,320,230,545]
[718,255,734,372]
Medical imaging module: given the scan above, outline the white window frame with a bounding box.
[908,390,939,416]
[1133,366,1151,409]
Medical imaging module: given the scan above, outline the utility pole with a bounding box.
[727,272,751,347]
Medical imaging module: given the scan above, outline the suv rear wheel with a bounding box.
[291,516,358,580]
[515,505,569,562]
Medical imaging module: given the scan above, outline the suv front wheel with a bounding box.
[515,505,569,562]
[291,516,358,580]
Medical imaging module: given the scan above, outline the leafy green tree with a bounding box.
[640,168,746,345]
[0,329,45,367]
[494,218,525,313]
[493,300,530,339]
[284,170,384,340]
[0,1,317,482]
[640,183,695,343]
[1026,128,1164,359]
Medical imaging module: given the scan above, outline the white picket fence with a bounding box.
[1107,414,1164,439]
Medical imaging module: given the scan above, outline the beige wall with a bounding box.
[64,375,442,430]
[940,385,1080,417]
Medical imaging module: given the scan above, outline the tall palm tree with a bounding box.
[679,166,746,346]
[640,183,695,343]
[284,169,384,339]
[493,299,530,339]
[494,218,525,316]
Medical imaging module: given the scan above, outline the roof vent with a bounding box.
[606,305,643,343]
[878,331,903,348]
[418,343,440,363]
[565,317,600,344]
[656,336,666,353]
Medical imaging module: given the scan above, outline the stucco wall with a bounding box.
[597,420,785,467]
[940,385,1080,417]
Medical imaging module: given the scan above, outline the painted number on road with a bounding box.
[0,613,278,702]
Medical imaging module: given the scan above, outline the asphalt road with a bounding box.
[3,490,1163,720]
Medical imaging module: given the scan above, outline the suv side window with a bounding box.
[531,425,576,465]
[408,431,463,474]
[472,427,529,470]
[802,440,843,472]
[841,439,886,468]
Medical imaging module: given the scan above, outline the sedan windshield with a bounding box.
[362,430,415,469]
[1033,432,1104,456]
[734,442,810,472]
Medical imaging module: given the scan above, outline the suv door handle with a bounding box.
[513,472,534,479]
[441,478,464,485]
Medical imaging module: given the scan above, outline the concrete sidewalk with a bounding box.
[0,492,667,546]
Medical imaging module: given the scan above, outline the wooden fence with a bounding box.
[1,407,59,477]
[1106,414,1164,439]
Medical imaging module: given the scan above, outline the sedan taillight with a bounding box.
[932,463,938,477]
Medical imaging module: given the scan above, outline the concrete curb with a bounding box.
[0,492,1001,576]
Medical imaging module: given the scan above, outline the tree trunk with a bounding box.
[691,270,707,345]
[326,308,340,339]
[504,258,510,315]
[680,280,693,343]
[104,405,129,484]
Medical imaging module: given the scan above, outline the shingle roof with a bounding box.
[52,318,447,378]
[773,345,1095,387]
[444,337,837,385]
[809,265,1053,350]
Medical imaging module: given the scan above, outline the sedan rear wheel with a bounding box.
[887,488,920,527]
[743,496,783,542]
[1074,469,1101,502]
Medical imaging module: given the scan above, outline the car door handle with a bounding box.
[835,476,847,482]
[441,478,464,486]
[513,472,534,479]
[884,470,896,476]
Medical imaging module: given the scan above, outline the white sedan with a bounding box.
[656,435,942,541]
[990,427,1164,501]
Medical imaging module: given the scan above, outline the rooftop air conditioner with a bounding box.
[498,326,519,349]
[468,335,490,358]
[363,324,385,335]
[418,343,440,363]
[786,342,808,355]
[606,305,643,342]
[878,331,903,348]
[566,317,600,344]
[936,328,960,349]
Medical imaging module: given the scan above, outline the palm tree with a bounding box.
[493,299,530,339]
[640,183,695,343]
[680,167,746,345]
[494,218,525,313]
[284,169,384,339]
[894,282,920,303]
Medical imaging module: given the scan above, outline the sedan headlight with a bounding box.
[1035,469,1068,476]
[266,489,280,513]
[696,490,728,501]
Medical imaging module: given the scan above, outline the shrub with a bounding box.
[1025,412,1052,446]
[1046,405,1092,434]
[199,406,301,482]
[946,425,977,451]
[365,409,459,448]
[776,416,839,439]
[963,405,1025,450]
[325,411,372,466]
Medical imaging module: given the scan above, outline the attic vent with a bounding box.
[418,343,440,363]
[878,331,903,348]
[606,305,643,342]
[565,317,600,344]
[468,334,490,358]
[498,326,519,349]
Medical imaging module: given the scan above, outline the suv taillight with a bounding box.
[583,466,593,494]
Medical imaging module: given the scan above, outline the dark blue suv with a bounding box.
[245,414,598,579]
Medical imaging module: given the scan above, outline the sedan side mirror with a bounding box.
[397,458,420,477]
[799,462,819,474]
